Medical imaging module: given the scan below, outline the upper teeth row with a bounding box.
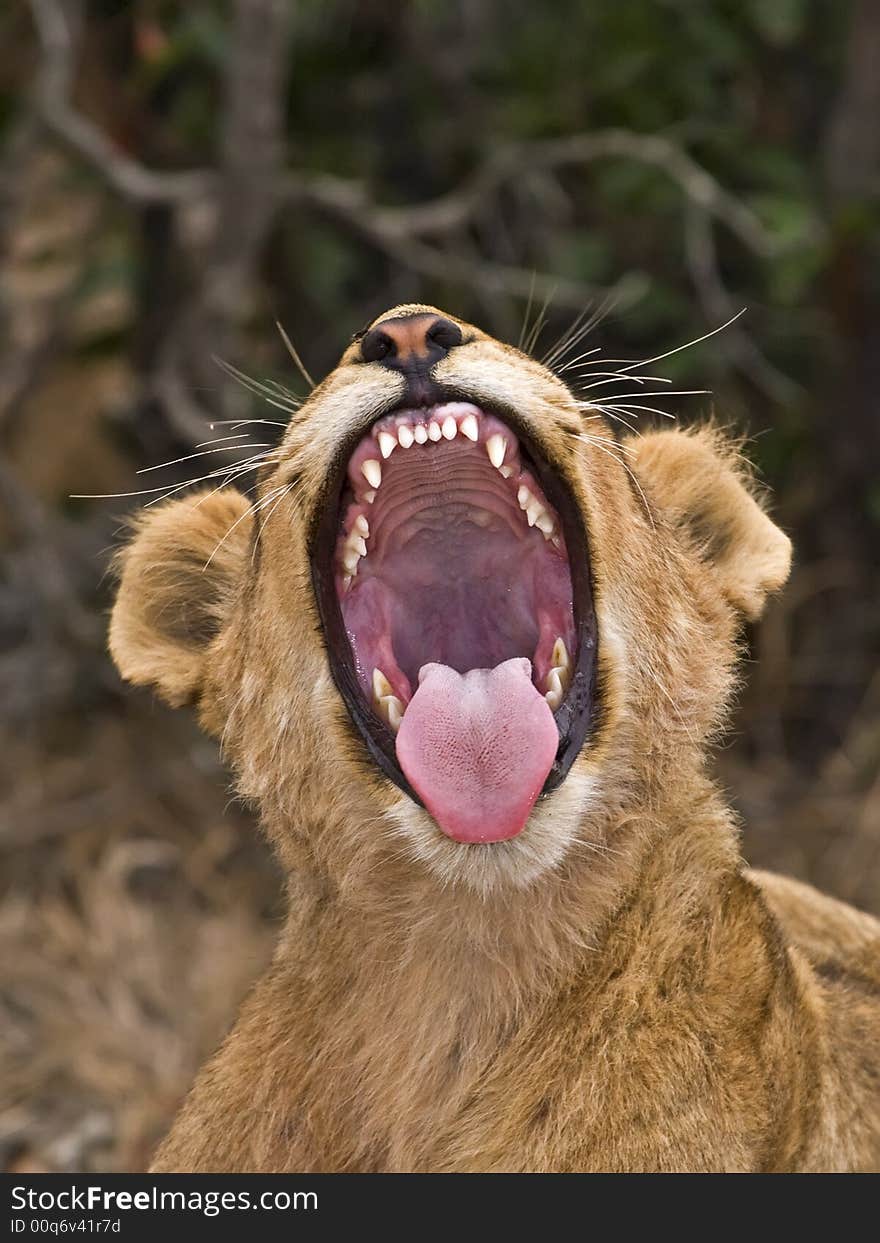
[341,513,369,587]
[375,410,480,460]
[360,427,514,497]
[372,410,482,464]
[516,485,556,540]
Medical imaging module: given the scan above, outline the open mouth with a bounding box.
[311,399,597,844]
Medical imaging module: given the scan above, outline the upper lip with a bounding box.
[309,387,599,807]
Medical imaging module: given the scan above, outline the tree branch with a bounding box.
[25,0,796,385]
[683,203,800,404]
[28,0,212,205]
[27,1,785,267]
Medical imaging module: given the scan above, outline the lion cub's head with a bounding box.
[110,305,790,894]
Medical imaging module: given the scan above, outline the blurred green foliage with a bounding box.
[3,0,878,533]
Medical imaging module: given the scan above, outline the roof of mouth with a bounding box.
[334,401,576,720]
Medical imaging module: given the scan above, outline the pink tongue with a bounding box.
[395,658,559,843]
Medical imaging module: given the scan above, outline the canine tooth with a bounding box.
[349,535,367,557]
[398,424,414,449]
[372,668,393,700]
[382,695,404,732]
[354,514,369,537]
[551,638,571,672]
[486,434,506,469]
[535,511,555,537]
[460,414,479,442]
[362,459,382,489]
[414,424,428,444]
[545,687,562,712]
[428,421,442,441]
[378,431,397,459]
[442,415,457,440]
[499,465,514,478]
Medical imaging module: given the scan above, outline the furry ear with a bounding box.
[631,428,792,620]
[109,488,252,706]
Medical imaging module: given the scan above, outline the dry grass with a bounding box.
[0,703,279,1172]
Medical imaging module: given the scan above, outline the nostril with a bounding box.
[361,329,396,364]
[426,318,463,354]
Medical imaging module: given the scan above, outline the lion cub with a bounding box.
[110,305,880,1171]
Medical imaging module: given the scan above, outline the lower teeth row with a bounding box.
[370,638,572,733]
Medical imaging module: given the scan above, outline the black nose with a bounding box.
[360,314,462,371]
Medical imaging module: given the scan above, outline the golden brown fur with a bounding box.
[108,305,880,1171]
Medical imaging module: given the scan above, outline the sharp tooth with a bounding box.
[460,414,479,442]
[364,489,376,504]
[362,459,382,489]
[378,431,397,459]
[349,535,367,557]
[517,485,531,509]
[343,549,361,574]
[442,415,457,440]
[428,421,442,441]
[486,434,506,469]
[535,511,555,537]
[382,695,404,733]
[414,424,428,444]
[372,668,393,700]
[545,688,562,712]
[551,638,570,671]
[499,465,514,479]
[398,424,414,449]
[354,515,369,537]
[547,669,563,698]
[525,500,543,528]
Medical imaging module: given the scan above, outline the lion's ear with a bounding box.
[109,488,252,706]
[631,428,792,620]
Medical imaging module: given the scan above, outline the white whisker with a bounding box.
[276,320,315,390]
[599,389,710,401]
[523,285,556,356]
[249,482,295,563]
[69,450,273,500]
[574,434,655,529]
[141,452,278,509]
[573,430,637,458]
[203,482,289,569]
[593,401,677,421]
[208,418,288,429]
[541,304,595,368]
[517,272,538,352]
[195,432,252,448]
[615,309,746,375]
[576,403,641,436]
[135,444,272,474]
[575,372,674,389]
[215,358,303,416]
[554,346,602,373]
